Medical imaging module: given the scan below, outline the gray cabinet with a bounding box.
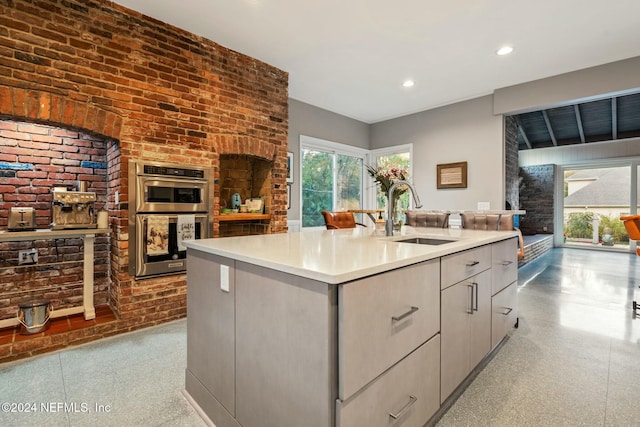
[338,259,440,400]
[491,237,518,295]
[186,251,237,421]
[336,335,440,427]
[185,236,518,427]
[187,256,440,427]
[440,253,492,403]
[441,245,491,290]
[491,237,518,348]
[491,282,518,349]
[235,262,336,427]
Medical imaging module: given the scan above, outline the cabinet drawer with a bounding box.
[441,245,491,290]
[339,259,440,400]
[491,237,518,295]
[336,335,440,427]
[491,281,518,349]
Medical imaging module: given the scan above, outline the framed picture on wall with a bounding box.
[437,161,467,189]
[286,152,294,183]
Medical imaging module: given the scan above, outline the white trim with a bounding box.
[300,135,369,157]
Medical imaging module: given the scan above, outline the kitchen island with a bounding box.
[183,226,519,427]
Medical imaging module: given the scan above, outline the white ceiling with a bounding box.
[114,0,640,124]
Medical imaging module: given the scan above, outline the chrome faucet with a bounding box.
[386,180,423,236]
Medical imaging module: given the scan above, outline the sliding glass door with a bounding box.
[563,164,633,251]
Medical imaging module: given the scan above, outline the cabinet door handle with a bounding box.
[389,395,417,421]
[466,260,480,267]
[502,307,513,316]
[502,260,513,266]
[472,282,479,312]
[467,284,474,314]
[392,306,419,322]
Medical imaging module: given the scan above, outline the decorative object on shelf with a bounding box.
[286,151,294,183]
[366,162,410,230]
[231,193,242,210]
[437,161,467,189]
[247,198,264,213]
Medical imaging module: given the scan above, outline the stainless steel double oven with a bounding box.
[128,161,211,278]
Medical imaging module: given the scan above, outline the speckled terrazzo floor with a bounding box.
[436,248,640,426]
[0,319,206,427]
[1,248,639,426]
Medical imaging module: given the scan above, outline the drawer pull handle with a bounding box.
[389,395,417,421]
[502,307,513,315]
[502,261,513,266]
[466,260,480,267]
[392,306,419,322]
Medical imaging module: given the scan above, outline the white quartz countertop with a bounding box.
[184,227,518,285]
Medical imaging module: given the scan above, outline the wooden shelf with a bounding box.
[218,213,271,222]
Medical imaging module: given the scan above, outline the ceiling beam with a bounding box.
[514,116,532,149]
[611,97,618,140]
[542,110,557,146]
[574,105,586,143]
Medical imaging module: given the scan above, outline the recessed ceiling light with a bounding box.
[497,46,514,56]
[402,80,415,88]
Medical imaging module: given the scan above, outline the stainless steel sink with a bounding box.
[396,237,456,245]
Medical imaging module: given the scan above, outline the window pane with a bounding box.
[301,149,333,227]
[336,154,363,211]
[373,153,411,214]
[563,166,630,249]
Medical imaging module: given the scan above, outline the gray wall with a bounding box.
[371,95,505,211]
[287,57,640,224]
[494,56,640,115]
[287,99,370,221]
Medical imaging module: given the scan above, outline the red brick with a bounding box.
[37,91,51,121]
[0,86,13,115]
[61,98,74,125]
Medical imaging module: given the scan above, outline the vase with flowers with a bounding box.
[366,162,410,230]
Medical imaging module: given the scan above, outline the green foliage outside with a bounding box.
[301,150,333,227]
[372,154,411,217]
[564,212,629,244]
[301,150,363,227]
[599,215,629,243]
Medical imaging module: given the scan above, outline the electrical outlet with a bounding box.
[18,248,38,265]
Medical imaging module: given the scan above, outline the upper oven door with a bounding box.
[136,176,208,213]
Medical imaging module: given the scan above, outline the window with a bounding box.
[300,136,368,228]
[370,145,413,217]
[562,163,637,252]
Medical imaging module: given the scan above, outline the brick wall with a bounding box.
[0,0,288,360]
[519,164,556,234]
[504,116,520,210]
[0,120,110,320]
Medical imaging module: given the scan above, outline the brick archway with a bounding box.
[0,87,123,141]
[213,134,277,161]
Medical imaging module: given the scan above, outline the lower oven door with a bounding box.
[134,213,209,278]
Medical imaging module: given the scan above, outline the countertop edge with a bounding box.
[184,228,519,285]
